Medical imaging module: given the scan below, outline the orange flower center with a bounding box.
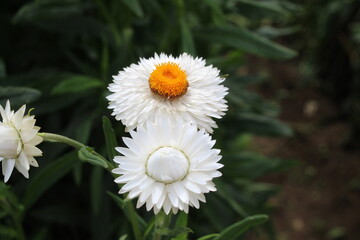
[149,62,188,99]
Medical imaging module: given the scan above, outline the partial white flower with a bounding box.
[112,117,223,214]
[0,100,43,182]
[107,53,228,133]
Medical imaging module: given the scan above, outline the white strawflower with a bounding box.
[112,117,223,214]
[107,53,228,133]
[0,100,43,182]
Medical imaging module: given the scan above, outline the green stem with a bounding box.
[38,132,86,149]
[124,199,143,240]
[38,132,117,170]
[153,211,172,240]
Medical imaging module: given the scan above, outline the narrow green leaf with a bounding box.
[108,192,146,240]
[175,212,188,228]
[216,180,248,217]
[172,212,189,240]
[78,147,108,168]
[119,235,128,240]
[237,113,293,137]
[257,25,301,39]
[22,152,77,209]
[159,227,192,239]
[72,162,82,186]
[51,75,103,95]
[122,0,143,18]
[197,233,220,240]
[102,116,118,161]
[195,25,297,60]
[0,87,41,106]
[180,18,196,55]
[90,167,104,215]
[143,217,155,239]
[75,114,94,144]
[213,215,269,240]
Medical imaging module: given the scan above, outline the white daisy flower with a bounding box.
[112,117,223,214]
[0,100,43,182]
[107,53,228,133]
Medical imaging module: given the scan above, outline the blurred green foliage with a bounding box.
[0,0,299,239]
[294,0,360,148]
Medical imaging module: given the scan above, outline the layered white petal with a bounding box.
[107,53,228,133]
[0,100,43,182]
[112,118,222,214]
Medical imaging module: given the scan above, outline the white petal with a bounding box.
[15,160,29,178]
[18,151,30,170]
[166,184,179,207]
[151,182,165,205]
[28,156,39,167]
[184,181,202,194]
[24,144,42,156]
[12,105,26,129]
[172,182,189,204]
[163,198,172,215]
[2,158,15,182]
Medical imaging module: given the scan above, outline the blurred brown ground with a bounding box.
[248,58,360,240]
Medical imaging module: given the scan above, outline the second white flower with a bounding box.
[112,117,223,214]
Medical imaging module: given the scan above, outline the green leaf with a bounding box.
[195,25,297,60]
[237,113,293,137]
[216,180,248,217]
[143,218,156,239]
[22,152,77,209]
[108,192,146,240]
[0,87,41,106]
[172,212,189,240]
[51,75,103,95]
[122,0,143,18]
[213,215,269,240]
[159,227,192,239]
[102,116,118,161]
[119,235,128,240]
[72,161,83,186]
[197,233,220,240]
[75,113,95,144]
[180,18,196,55]
[78,147,108,168]
[90,167,104,215]
[257,25,301,39]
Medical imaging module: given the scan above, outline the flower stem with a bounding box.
[38,132,86,149]
[153,211,172,240]
[123,199,143,240]
[38,132,117,170]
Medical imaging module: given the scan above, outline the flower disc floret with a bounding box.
[112,117,223,214]
[149,62,188,98]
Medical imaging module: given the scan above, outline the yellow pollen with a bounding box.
[149,62,188,99]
